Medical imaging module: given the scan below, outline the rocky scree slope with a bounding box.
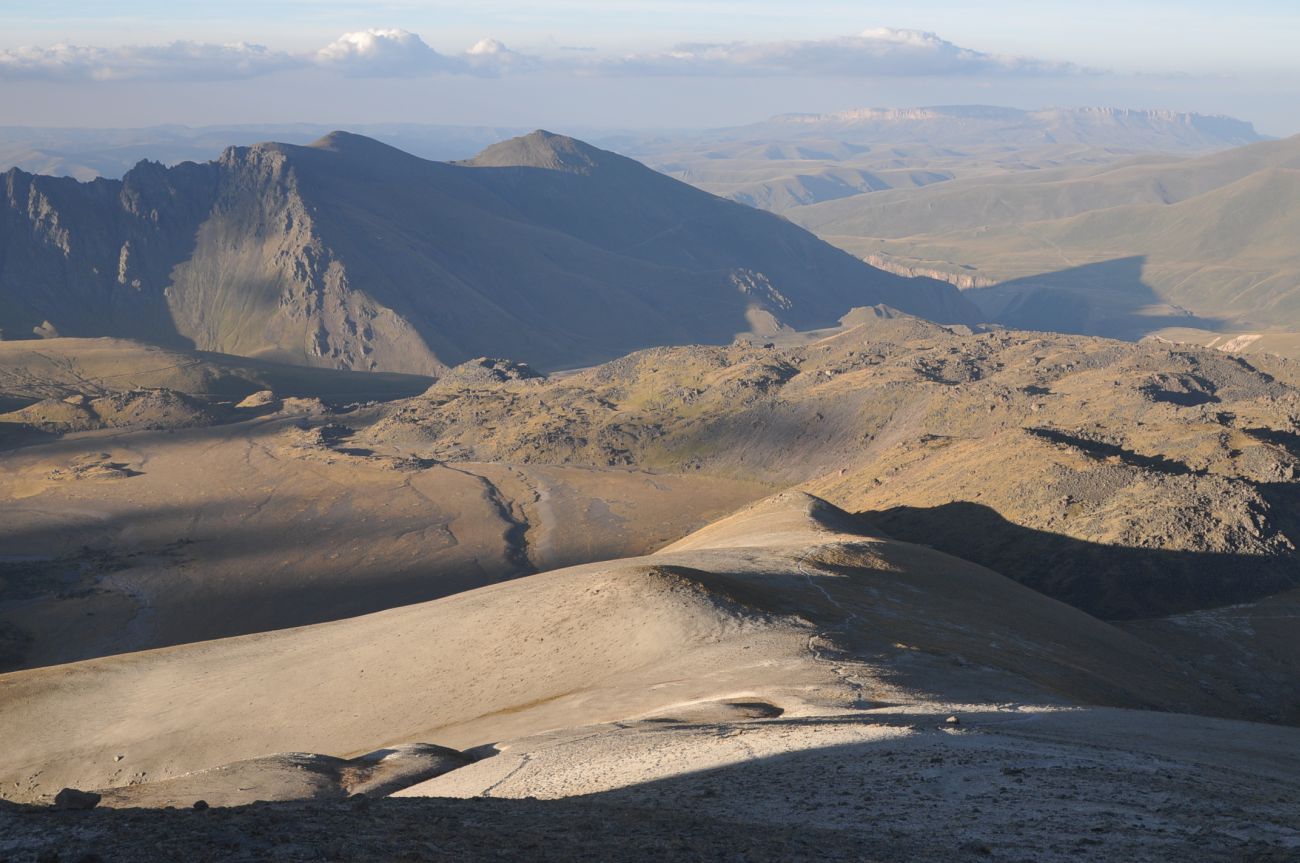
[367,310,1300,623]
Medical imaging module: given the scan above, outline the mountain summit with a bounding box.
[464,129,608,173]
[0,132,976,373]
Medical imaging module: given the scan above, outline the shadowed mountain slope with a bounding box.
[0,131,977,373]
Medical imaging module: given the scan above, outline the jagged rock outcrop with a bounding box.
[0,131,980,373]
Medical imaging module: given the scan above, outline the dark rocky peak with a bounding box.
[119,158,217,223]
[307,130,424,163]
[465,130,610,174]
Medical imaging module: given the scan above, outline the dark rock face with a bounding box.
[53,788,101,810]
[0,132,979,374]
[0,162,218,346]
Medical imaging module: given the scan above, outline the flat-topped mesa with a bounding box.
[778,105,1026,124]
[752,105,1264,149]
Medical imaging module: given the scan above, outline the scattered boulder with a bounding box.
[53,788,101,810]
[431,358,544,390]
[0,389,218,434]
[277,396,328,415]
[235,390,279,410]
[45,453,140,482]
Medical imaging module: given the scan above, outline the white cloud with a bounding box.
[0,27,1085,83]
[589,27,1086,78]
[465,39,540,76]
[0,41,298,82]
[314,29,465,77]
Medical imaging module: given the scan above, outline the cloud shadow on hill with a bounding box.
[964,256,1231,341]
[861,500,1299,620]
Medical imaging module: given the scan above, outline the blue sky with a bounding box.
[2,1,1298,133]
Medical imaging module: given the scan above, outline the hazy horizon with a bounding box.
[2,1,1298,136]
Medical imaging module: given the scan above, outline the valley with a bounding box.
[2,119,1299,862]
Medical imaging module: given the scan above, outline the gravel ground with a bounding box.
[0,797,893,863]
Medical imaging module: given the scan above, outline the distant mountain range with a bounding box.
[0,130,975,373]
[0,106,1263,184]
[2,110,1282,370]
[621,106,1268,215]
[740,106,1265,151]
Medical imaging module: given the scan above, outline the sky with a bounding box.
[2,1,1298,135]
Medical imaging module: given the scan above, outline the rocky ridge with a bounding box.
[0,132,977,373]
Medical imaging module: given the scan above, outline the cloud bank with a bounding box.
[597,28,1085,77]
[0,41,298,82]
[0,27,1087,83]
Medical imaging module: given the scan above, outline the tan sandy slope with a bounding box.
[0,411,766,669]
[5,318,1298,724]
[368,310,1300,622]
[3,492,1297,861]
[0,492,1244,802]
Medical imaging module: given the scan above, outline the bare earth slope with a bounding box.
[0,412,767,670]
[2,320,1299,860]
[0,339,772,671]
[367,311,1300,620]
[5,319,1297,718]
[3,493,1297,862]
